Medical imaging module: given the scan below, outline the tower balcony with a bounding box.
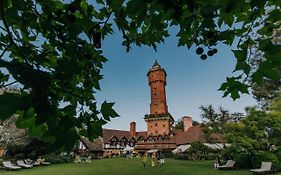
[144,113,175,123]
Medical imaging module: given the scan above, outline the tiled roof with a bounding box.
[102,125,223,145]
[80,137,104,151]
[135,131,147,139]
[102,129,131,143]
[102,129,149,143]
[174,125,223,145]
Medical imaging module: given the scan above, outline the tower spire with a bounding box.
[152,59,160,69]
[153,59,159,66]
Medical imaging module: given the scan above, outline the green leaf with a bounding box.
[266,9,281,23]
[87,120,103,140]
[0,92,31,120]
[16,109,47,138]
[0,72,9,83]
[232,49,247,62]
[220,12,234,27]
[219,77,249,100]
[234,61,251,75]
[62,105,76,117]
[96,0,105,4]
[100,101,119,121]
[250,0,266,9]
[80,0,88,14]
[218,82,228,91]
[263,68,281,80]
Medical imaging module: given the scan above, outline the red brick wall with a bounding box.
[130,122,136,136]
[147,120,171,136]
[146,64,172,136]
[182,116,193,131]
[148,70,168,114]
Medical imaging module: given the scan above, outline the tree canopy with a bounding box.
[0,0,280,150]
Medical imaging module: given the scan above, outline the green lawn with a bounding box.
[0,158,280,175]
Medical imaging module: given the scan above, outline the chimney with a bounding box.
[130,122,136,137]
[182,116,193,132]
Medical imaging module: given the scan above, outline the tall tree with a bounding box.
[199,105,244,141]
[174,119,184,129]
[251,27,281,108]
[222,105,281,168]
[0,0,280,150]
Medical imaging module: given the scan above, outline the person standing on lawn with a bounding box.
[143,153,148,168]
[159,151,165,167]
[151,152,157,167]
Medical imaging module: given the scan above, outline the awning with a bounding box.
[203,143,230,150]
[123,146,134,151]
[147,149,158,153]
[172,145,191,154]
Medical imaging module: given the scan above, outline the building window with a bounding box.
[147,136,154,143]
[155,104,158,107]
[163,125,165,127]
[110,141,117,147]
[155,123,158,127]
[129,138,135,147]
[155,130,158,134]
[120,142,125,147]
[154,93,156,97]
[138,136,144,142]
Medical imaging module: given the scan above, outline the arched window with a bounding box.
[110,136,119,147]
[137,136,144,142]
[129,138,136,147]
[169,131,175,137]
[146,136,154,143]
[157,135,163,141]
[163,135,169,140]
[120,137,127,147]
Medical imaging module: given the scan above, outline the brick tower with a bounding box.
[144,60,174,136]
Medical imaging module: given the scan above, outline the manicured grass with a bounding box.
[0,158,280,175]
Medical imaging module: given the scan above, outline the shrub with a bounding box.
[233,154,251,168]
[163,151,174,159]
[44,153,73,164]
[13,153,26,160]
[173,154,190,160]
[200,154,217,160]
[220,146,237,161]
[251,152,281,170]
[275,146,281,162]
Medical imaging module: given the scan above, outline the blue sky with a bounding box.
[96,29,257,132]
